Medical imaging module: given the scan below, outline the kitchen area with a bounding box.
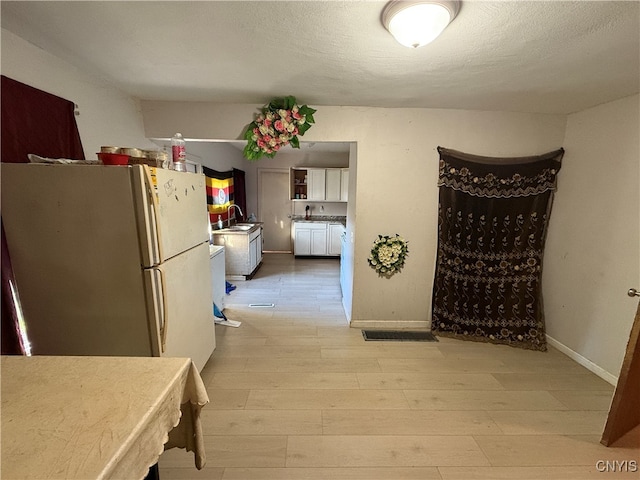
[290,166,347,257]
[180,140,355,320]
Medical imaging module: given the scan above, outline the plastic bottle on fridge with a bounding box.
[171,133,186,171]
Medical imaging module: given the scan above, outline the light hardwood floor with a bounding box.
[159,253,639,479]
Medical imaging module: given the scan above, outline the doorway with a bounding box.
[258,168,292,252]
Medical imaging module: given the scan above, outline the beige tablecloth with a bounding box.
[1,355,209,480]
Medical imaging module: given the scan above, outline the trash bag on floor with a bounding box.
[225,281,236,294]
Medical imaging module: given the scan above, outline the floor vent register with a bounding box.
[361,330,438,342]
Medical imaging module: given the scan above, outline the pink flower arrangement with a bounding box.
[243,96,316,161]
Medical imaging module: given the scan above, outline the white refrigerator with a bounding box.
[1,163,216,371]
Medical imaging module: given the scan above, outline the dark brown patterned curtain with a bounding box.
[431,147,564,351]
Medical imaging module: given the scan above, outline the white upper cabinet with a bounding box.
[290,167,348,202]
[307,168,327,201]
[325,169,342,201]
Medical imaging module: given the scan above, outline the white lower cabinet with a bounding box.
[212,226,263,279]
[294,222,345,257]
[294,222,327,255]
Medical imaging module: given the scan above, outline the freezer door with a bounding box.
[133,166,210,266]
[146,242,216,371]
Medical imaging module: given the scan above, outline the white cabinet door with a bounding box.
[257,228,263,265]
[340,169,349,202]
[307,169,326,200]
[325,169,342,201]
[328,224,344,256]
[248,227,263,273]
[249,237,258,271]
[294,227,311,255]
[311,227,328,255]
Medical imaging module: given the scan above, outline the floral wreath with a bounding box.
[368,234,409,278]
[243,96,316,161]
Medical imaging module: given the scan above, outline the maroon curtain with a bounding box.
[233,168,247,220]
[1,75,85,163]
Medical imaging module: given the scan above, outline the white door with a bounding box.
[258,169,292,252]
[149,242,215,371]
[133,166,210,265]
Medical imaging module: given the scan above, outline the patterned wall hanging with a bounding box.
[431,146,564,351]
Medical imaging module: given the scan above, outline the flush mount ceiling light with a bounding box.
[382,0,461,48]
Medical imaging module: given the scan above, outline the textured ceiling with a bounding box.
[2,1,639,114]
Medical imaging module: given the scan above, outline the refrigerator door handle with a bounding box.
[157,266,169,353]
[142,166,165,262]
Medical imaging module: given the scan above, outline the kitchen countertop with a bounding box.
[292,215,346,226]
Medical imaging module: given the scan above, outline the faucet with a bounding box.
[227,204,244,226]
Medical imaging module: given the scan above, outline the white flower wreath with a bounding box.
[368,234,409,278]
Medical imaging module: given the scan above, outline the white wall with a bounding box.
[141,101,567,330]
[543,94,640,382]
[1,29,156,157]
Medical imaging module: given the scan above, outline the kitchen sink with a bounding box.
[229,223,255,231]
[212,223,257,233]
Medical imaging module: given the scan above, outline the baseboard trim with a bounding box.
[546,334,618,386]
[349,320,430,330]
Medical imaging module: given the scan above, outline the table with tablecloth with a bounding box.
[1,355,209,479]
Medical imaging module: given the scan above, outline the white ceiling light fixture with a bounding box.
[382,0,461,49]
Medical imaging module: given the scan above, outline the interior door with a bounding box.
[258,168,292,252]
[601,296,640,445]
